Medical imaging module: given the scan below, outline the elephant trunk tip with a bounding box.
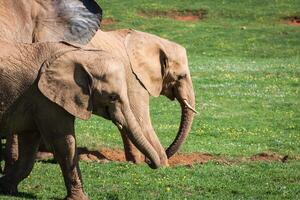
[146,158,161,169]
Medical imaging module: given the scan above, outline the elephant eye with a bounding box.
[177,74,187,80]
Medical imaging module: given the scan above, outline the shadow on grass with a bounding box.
[36,147,110,165]
[0,192,37,199]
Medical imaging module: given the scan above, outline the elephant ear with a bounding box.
[38,51,93,120]
[34,0,102,44]
[125,31,168,97]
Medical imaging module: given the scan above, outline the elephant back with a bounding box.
[0,0,34,42]
[0,0,102,44]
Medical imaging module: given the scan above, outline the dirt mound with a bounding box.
[35,148,292,166]
[139,9,207,22]
[36,151,53,160]
[284,16,300,26]
[36,147,126,163]
[250,152,288,162]
[35,148,216,165]
[79,147,126,162]
[169,153,214,166]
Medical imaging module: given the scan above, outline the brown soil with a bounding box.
[284,16,300,26]
[36,148,293,166]
[139,9,207,22]
[250,152,288,162]
[102,18,117,26]
[169,152,214,166]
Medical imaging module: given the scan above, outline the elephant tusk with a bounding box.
[183,100,198,114]
[115,121,123,130]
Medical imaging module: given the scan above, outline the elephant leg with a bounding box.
[4,133,19,174]
[0,138,3,174]
[0,132,40,194]
[35,126,86,199]
[43,132,87,200]
[35,96,87,200]
[120,130,143,164]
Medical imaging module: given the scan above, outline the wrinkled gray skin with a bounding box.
[0,0,102,172]
[0,0,102,44]
[88,29,196,164]
[0,41,162,200]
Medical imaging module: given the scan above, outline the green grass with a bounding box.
[1,161,300,200]
[1,0,300,199]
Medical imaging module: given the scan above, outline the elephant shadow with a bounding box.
[0,192,37,199]
[37,147,111,164]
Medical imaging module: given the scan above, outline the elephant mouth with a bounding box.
[114,120,123,130]
[105,106,124,130]
[163,87,176,101]
[105,107,112,120]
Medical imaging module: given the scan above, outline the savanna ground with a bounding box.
[1,0,300,199]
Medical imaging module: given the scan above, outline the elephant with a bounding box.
[0,0,102,172]
[0,40,162,199]
[87,29,197,164]
[0,0,102,44]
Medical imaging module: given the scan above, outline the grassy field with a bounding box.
[1,0,300,199]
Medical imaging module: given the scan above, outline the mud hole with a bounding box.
[36,148,294,167]
[284,16,300,26]
[139,9,207,22]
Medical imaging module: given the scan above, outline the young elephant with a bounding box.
[88,29,197,163]
[0,0,102,174]
[0,41,162,199]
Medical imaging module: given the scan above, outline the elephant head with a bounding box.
[31,0,102,44]
[0,0,102,44]
[125,31,197,158]
[37,49,161,168]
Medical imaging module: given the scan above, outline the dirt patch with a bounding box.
[86,147,126,162]
[36,147,126,163]
[139,9,207,22]
[169,153,214,166]
[36,148,293,166]
[284,16,300,26]
[250,152,288,163]
[36,151,53,160]
[102,18,117,26]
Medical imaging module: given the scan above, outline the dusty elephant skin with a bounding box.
[0,0,102,44]
[0,0,102,173]
[88,29,196,163]
[0,41,162,199]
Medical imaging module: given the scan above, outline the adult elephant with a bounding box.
[0,0,102,44]
[0,0,102,172]
[88,29,197,164]
[0,40,162,199]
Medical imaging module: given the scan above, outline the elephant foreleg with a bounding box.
[4,133,19,174]
[35,96,88,200]
[0,131,40,194]
[0,139,3,174]
[46,133,87,200]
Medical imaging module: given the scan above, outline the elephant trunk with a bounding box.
[165,80,196,158]
[121,105,161,169]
